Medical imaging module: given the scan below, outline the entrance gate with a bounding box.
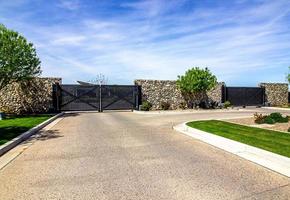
[223,86,265,106]
[53,84,140,112]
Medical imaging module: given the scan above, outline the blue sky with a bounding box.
[0,0,290,86]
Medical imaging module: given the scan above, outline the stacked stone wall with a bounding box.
[0,77,62,114]
[260,83,288,106]
[135,79,224,110]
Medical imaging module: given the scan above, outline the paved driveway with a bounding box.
[0,109,290,199]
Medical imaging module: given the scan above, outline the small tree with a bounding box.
[0,24,41,90]
[177,67,217,108]
[88,73,108,85]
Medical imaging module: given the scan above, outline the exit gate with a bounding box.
[53,84,140,112]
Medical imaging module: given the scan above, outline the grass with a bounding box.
[0,115,53,145]
[187,120,290,158]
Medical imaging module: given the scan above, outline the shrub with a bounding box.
[140,101,152,111]
[264,116,275,124]
[269,112,283,121]
[160,101,170,110]
[253,113,267,124]
[269,112,289,123]
[224,101,231,108]
[179,102,186,109]
[278,117,289,123]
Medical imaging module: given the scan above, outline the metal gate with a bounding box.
[53,84,140,112]
[223,86,264,106]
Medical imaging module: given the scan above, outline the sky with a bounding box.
[0,0,290,86]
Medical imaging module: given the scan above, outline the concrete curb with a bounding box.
[173,122,290,177]
[0,112,64,157]
[133,108,250,115]
[262,107,290,111]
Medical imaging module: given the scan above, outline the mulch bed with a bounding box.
[224,117,290,133]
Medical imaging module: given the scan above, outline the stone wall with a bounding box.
[259,83,288,106]
[0,77,62,114]
[135,79,224,110]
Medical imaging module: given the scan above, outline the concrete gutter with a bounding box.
[173,122,290,178]
[0,112,64,157]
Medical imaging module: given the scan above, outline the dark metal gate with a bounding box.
[223,86,264,106]
[53,84,140,112]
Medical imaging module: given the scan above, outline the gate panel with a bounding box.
[101,85,138,110]
[225,87,264,106]
[59,85,100,111]
[55,84,139,111]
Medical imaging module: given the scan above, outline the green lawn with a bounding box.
[187,120,290,158]
[0,115,53,145]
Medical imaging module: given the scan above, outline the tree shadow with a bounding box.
[31,129,63,141]
[63,113,80,117]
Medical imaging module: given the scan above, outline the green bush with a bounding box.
[140,101,152,111]
[224,101,231,108]
[264,116,275,124]
[269,112,289,123]
[160,101,170,110]
[269,112,283,121]
[278,117,289,123]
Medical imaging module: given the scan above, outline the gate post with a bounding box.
[99,85,102,112]
[52,83,61,112]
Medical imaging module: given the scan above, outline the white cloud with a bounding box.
[58,0,80,10]
[1,0,290,85]
[51,35,87,46]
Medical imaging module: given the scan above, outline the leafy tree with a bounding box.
[0,24,41,90]
[177,67,217,107]
[287,66,290,83]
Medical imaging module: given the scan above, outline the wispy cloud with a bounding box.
[58,0,80,10]
[0,0,290,85]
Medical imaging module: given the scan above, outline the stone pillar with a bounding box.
[259,83,288,106]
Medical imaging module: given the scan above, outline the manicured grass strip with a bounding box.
[186,120,290,158]
[0,115,53,145]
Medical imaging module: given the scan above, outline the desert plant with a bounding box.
[253,113,267,124]
[140,101,152,111]
[0,24,41,90]
[264,116,275,124]
[224,101,231,109]
[160,101,170,110]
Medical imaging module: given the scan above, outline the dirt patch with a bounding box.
[224,117,290,133]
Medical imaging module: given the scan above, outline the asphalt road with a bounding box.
[0,109,290,199]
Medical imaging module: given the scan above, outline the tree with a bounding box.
[0,24,41,90]
[88,73,108,85]
[177,67,217,107]
[287,66,290,83]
